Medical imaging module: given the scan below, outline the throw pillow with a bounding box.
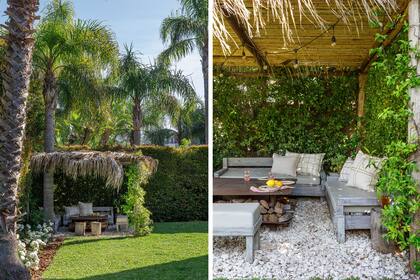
[78,202,94,216]
[286,151,325,177]
[271,153,300,177]
[346,151,384,192]
[339,157,354,182]
[64,206,79,217]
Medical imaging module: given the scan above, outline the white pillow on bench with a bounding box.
[271,153,300,177]
[338,157,354,182]
[346,151,384,192]
[286,151,325,177]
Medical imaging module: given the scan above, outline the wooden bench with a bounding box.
[213,203,262,263]
[214,157,326,197]
[325,174,380,243]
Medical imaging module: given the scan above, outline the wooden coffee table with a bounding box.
[70,215,108,232]
[214,178,296,226]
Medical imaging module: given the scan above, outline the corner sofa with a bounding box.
[214,157,326,197]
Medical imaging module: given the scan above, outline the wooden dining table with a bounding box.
[213,178,294,196]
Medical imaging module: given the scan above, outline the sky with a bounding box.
[0,0,204,99]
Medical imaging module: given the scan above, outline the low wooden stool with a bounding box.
[116,215,129,232]
[75,222,86,236]
[91,222,102,236]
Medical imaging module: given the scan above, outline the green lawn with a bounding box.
[43,221,208,280]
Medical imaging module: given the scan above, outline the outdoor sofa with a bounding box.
[214,157,326,197]
[62,205,114,227]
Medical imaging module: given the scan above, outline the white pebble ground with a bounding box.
[213,198,419,280]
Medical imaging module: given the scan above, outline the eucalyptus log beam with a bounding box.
[221,6,271,72]
[360,1,409,73]
[408,0,420,272]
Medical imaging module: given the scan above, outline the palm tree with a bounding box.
[0,1,39,279]
[33,0,118,221]
[160,0,208,143]
[120,45,196,146]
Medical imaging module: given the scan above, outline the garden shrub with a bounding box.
[213,74,358,171]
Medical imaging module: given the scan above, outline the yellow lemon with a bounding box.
[275,180,283,187]
[266,179,276,188]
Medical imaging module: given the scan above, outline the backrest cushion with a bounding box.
[346,151,384,192]
[64,206,79,217]
[271,153,300,177]
[78,202,94,216]
[286,151,325,177]
[339,157,354,182]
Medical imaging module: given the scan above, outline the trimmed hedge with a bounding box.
[213,75,358,171]
[141,146,208,222]
[27,146,208,222]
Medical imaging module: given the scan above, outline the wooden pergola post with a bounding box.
[408,0,420,272]
[357,73,368,126]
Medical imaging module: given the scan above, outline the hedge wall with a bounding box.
[27,146,208,222]
[214,74,359,171]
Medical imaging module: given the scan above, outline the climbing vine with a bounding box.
[368,23,420,262]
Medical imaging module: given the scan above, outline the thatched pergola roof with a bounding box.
[214,0,407,72]
[30,151,157,189]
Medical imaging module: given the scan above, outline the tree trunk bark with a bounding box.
[42,68,57,222]
[0,0,38,278]
[201,37,209,144]
[100,128,111,147]
[132,96,142,146]
[408,0,420,272]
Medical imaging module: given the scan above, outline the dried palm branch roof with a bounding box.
[30,151,157,189]
[214,0,407,71]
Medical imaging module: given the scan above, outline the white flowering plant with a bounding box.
[17,222,54,270]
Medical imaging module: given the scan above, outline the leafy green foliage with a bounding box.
[121,164,153,236]
[366,24,420,256]
[213,75,358,171]
[141,146,208,222]
[376,142,419,250]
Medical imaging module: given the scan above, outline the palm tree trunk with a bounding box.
[100,128,111,147]
[132,96,142,146]
[201,38,209,144]
[0,0,38,278]
[42,68,57,222]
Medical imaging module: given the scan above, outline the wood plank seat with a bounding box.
[214,157,325,197]
[325,175,380,243]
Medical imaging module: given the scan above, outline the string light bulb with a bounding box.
[293,49,299,69]
[331,25,336,47]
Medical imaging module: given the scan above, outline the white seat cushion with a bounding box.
[296,175,320,185]
[213,203,261,236]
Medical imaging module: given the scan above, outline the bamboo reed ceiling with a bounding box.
[213,0,407,71]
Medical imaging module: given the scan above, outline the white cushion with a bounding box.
[64,206,79,217]
[346,151,384,192]
[213,203,261,235]
[339,157,354,182]
[286,151,325,177]
[271,153,299,177]
[78,202,93,216]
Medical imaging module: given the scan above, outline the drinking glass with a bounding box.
[244,169,251,182]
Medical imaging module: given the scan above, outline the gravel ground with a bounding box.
[213,198,418,280]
